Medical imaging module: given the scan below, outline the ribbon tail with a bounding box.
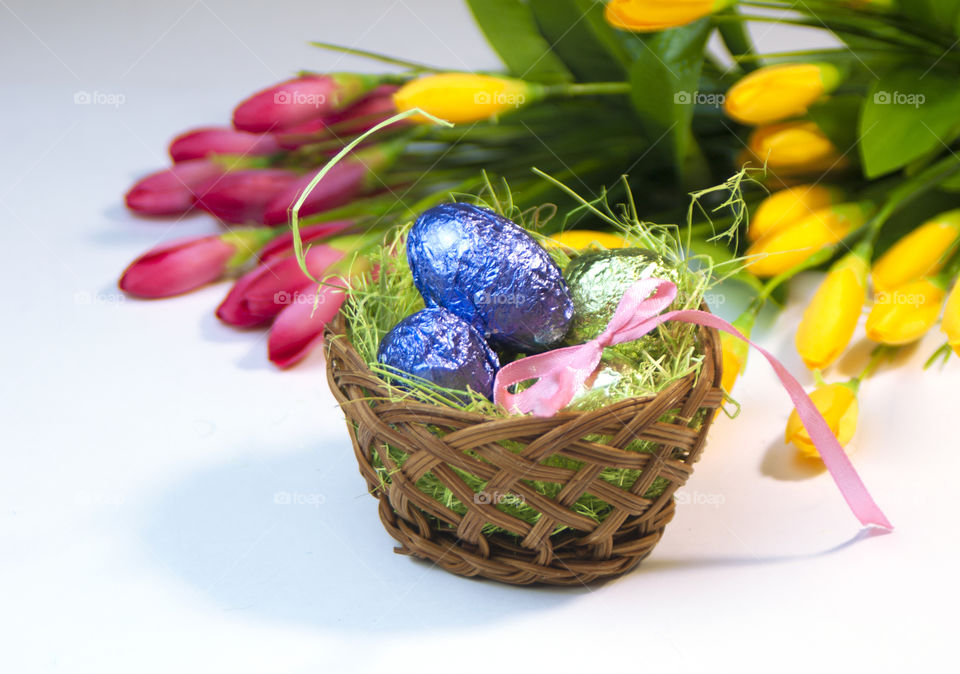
[660,309,893,531]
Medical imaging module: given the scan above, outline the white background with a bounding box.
[1,2,956,672]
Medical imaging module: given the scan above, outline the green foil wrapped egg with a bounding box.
[563,248,680,363]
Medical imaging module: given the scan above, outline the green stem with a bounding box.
[730,48,888,62]
[712,14,939,53]
[547,82,633,97]
[717,8,757,72]
[852,345,894,388]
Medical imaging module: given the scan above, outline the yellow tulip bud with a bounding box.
[795,254,868,370]
[725,63,842,126]
[865,278,946,345]
[604,0,733,32]
[785,383,858,460]
[749,184,843,242]
[870,210,960,291]
[747,121,841,171]
[719,310,755,395]
[745,202,870,278]
[545,230,628,251]
[393,73,537,124]
[719,336,743,396]
[942,280,960,356]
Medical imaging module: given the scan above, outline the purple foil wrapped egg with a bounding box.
[377,308,500,399]
[407,203,573,353]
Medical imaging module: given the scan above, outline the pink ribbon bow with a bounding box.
[493,277,892,530]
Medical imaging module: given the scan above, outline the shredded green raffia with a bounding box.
[339,171,748,537]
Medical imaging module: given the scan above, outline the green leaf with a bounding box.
[807,95,862,151]
[901,0,960,34]
[627,20,712,179]
[858,66,960,178]
[465,0,572,83]
[529,0,628,81]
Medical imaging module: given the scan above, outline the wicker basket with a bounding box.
[324,313,724,585]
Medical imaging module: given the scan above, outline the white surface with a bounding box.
[1,2,956,673]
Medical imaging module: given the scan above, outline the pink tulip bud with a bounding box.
[262,140,404,226]
[119,229,275,298]
[232,74,379,133]
[272,85,400,150]
[125,159,224,216]
[258,220,354,263]
[169,127,282,162]
[268,280,347,368]
[216,244,347,327]
[196,168,300,224]
[262,162,368,226]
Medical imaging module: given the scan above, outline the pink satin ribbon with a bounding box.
[493,278,892,530]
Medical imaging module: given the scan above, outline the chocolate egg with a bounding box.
[407,203,573,353]
[377,307,500,399]
[563,248,680,360]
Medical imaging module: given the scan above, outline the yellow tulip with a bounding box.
[749,184,843,242]
[942,279,960,356]
[747,121,841,171]
[865,278,946,345]
[545,230,628,251]
[745,202,870,278]
[795,253,868,370]
[393,73,537,124]
[719,336,743,396]
[725,63,842,126]
[871,210,960,291]
[719,310,756,395]
[785,383,859,460]
[604,0,733,32]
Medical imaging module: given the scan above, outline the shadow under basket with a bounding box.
[324,313,724,585]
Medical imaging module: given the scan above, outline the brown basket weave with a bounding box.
[324,313,724,585]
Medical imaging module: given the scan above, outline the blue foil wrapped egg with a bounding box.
[407,203,574,353]
[377,307,500,399]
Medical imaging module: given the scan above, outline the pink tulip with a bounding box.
[196,168,300,224]
[232,74,377,133]
[258,220,354,263]
[216,243,347,327]
[119,229,274,298]
[125,159,224,216]
[272,85,400,150]
[261,161,369,226]
[169,127,281,162]
[268,280,347,368]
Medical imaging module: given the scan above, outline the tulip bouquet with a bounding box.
[119,0,960,461]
